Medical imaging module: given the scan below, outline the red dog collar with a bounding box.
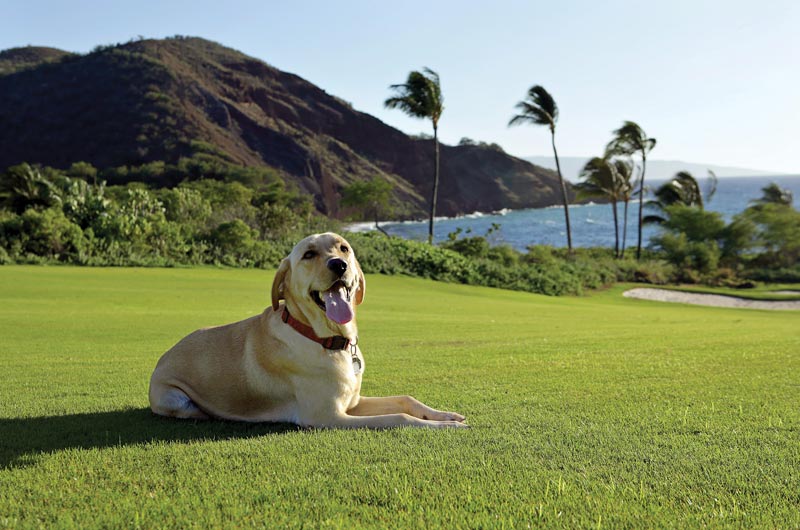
[281,307,354,350]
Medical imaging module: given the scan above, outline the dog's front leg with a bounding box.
[322,412,468,429]
[297,397,466,429]
[348,395,466,423]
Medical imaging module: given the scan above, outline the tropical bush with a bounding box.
[742,202,800,269]
[0,162,329,268]
[349,233,665,296]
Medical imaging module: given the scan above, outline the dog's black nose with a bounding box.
[327,258,348,277]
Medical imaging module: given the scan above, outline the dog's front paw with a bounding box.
[428,419,470,429]
[444,411,466,423]
[422,410,466,423]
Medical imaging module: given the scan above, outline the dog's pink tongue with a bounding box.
[323,286,353,324]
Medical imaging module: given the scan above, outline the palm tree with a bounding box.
[644,171,705,225]
[574,157,632,257]
[606,121,656,259]
[617,160,637,259]
[508,85,572,252]
[385,68,444,244]
[752,182,793,207]
[0,163,60,213]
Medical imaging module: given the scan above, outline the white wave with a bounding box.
[370,208,513,227]
[344,221,379,233]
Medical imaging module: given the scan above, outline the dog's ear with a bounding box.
[354,257,366,305]
[271,258,290,311]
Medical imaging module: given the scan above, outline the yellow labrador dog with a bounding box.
[149,232,467,429]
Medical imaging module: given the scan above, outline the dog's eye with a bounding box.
[340,245,349,253]
[302,250,316,260]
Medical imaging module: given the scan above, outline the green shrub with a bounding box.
[744,266,800,283]
[160,187,212,227]
[256,204,305,240]
[743,203,800,269]
[209,219,255,257]
[614,259,673,285]
[1,208,86,261]
[487,244,519,267]
[441,236,490,259]
[654,232,721,278]
[347,232,475,282]
[348,233,624,297]
[660,205,726,242]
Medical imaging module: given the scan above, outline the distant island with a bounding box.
[524,156,791,182]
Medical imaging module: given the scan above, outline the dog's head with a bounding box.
[271,233,365,336]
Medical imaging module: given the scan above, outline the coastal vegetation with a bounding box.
[0,160,322,268]
[2,160,797,292]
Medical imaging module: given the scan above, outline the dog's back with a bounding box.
[149,309,298,422]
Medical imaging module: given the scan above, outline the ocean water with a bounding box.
[349,175,800,251]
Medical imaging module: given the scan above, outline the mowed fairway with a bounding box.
[1,266,798,528]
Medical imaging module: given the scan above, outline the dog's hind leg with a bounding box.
[149,384,209,420]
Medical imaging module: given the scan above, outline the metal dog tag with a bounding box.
[351,350,362,375]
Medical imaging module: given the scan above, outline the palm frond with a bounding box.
[507,85,557,130]
[384,68,444,123]
[507,114,536,127]
[642,214,667,225]
[651,171,703,210]
[527,85,558,122]
[572,180,604,201]
[752,182,794,206]
[508,101,551,127]
[705,170,718,204]
[608,121,656,156]
[578,157,618,198]
[384,94,428,118]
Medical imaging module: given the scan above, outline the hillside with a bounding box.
[0,46,75,74]
[0,37,566,217]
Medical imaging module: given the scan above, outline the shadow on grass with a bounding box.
[0,408,300,469]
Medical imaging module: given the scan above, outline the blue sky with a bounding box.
[3,0,798,173]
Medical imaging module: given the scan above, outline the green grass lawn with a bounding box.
[1,266,798,528]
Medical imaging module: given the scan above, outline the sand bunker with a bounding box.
[623,288,800,311]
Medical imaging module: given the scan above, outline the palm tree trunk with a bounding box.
[621,199,629,259]
[612,198,619,258]
[374,204,389,236]
[551,130,573,252]
[428,123,440,245]
[636,153,647,260]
